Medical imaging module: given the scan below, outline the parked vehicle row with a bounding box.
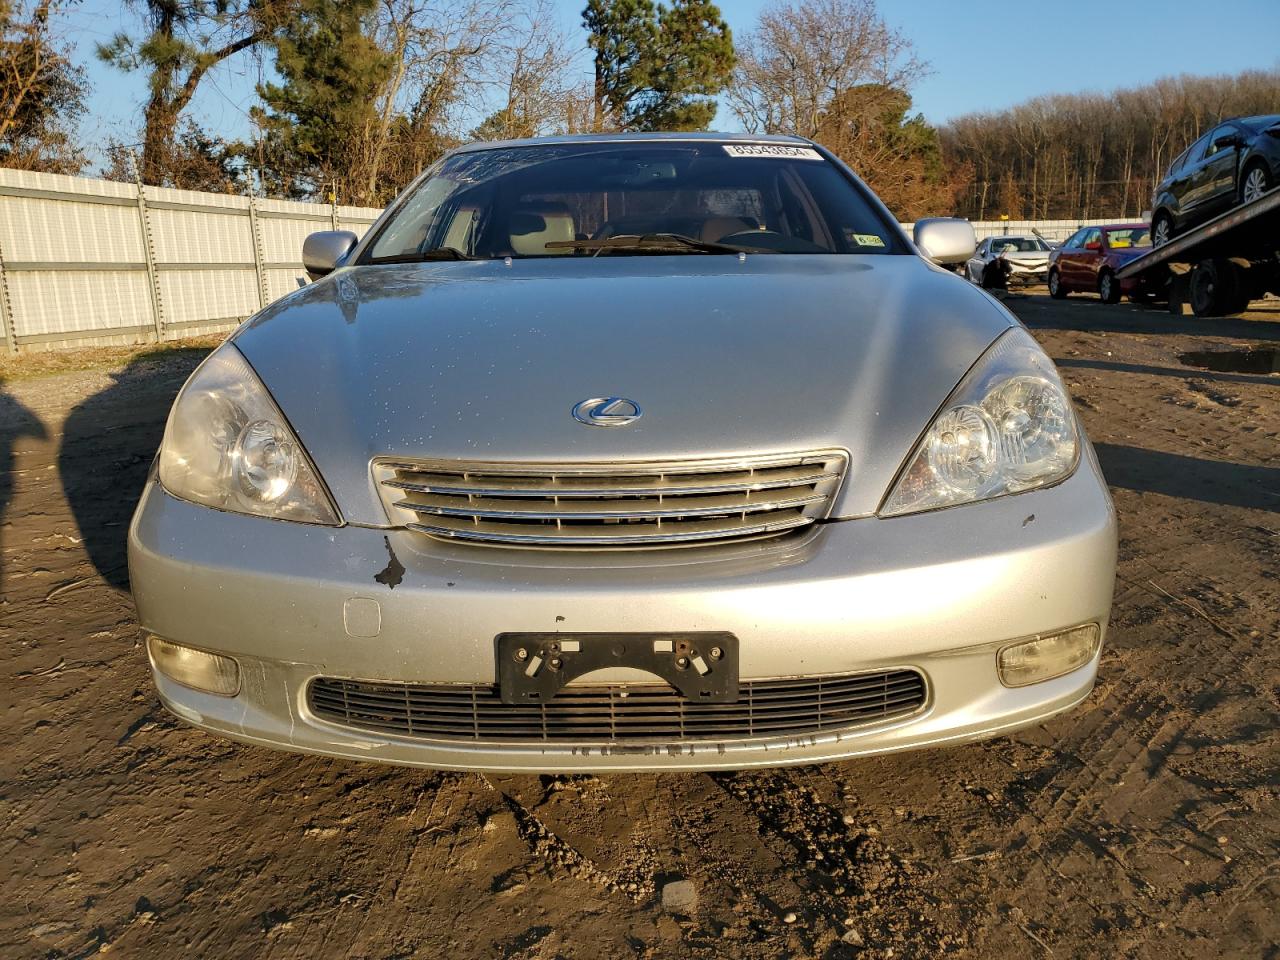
[962,114,1277,308]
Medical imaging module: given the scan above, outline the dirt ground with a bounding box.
[2,290,1277,960]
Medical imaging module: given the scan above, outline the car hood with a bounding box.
[233,255,1013,525]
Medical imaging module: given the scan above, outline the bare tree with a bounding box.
[0,0,86,172]
[472,0,587,141]
[355,0,517,200]
[101,120,247,192]
[728,0,945,217]
[246,0,586,203]
[728,0,924,139]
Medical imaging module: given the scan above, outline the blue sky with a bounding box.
[66,0,1280,168]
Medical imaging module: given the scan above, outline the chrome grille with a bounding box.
[307,670,926,743]
[373,452,847,548]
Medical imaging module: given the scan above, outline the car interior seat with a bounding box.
[508,203,576,255]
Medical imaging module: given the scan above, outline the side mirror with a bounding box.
[302,230,358,281]
[912,218,976,265]
[1084,241,1101,251]
[1213,134,1240,150]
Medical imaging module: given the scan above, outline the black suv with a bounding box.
[1150,114,1279,245]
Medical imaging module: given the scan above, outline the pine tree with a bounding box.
[583,0,732,132]
[97,0,293,186]
[252,0,391,201]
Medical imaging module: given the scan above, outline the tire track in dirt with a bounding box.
[482,775,656,903]
[710,769,966,957]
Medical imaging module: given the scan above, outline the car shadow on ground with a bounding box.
[1056,356,1279,388]
[0,378,48,600]
[59,352,208,591]
[1094,442,1280,513]
[1018,295,1280,342]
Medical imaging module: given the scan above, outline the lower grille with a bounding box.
[307,670,926,744]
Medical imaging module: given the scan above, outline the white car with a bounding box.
[964,235,1052,287]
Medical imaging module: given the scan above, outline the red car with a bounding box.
[1048,223,1159,303]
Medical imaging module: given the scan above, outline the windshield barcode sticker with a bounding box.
[722,144,824,161]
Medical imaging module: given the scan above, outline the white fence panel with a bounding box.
[8,272,156,341]
[900,217,1135,244]
[0,169,382,352]
[969,218,1136,243]
[0,194,144,264]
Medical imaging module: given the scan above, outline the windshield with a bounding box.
[1104,228,1152,249]
[989,237,1048,253]
[362,141,904,261]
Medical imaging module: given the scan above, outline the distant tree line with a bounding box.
[4,0,1279,221]
[941,69,1280,220]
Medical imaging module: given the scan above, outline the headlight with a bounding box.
[881,327,1078,516]
[158,343,340,524]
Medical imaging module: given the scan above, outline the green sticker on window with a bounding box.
[852,233,885,247]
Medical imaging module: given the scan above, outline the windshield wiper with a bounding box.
[370,247,478,263]
[544,233,762,255]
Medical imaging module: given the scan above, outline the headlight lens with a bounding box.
[158,344,340,524]
[881,327,1079,516]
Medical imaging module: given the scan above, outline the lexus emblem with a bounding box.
[572,396,642,427]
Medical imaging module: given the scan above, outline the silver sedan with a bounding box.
[964,234,1053,287]
[129,134,1117,772]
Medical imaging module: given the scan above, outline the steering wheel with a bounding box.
[719,230,826,253]
[719,229,782,242]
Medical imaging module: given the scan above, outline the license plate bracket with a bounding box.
[495,632,739,704]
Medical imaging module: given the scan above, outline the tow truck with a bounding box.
[1115,187,1280,317]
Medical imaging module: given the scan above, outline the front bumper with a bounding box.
[1004,262,1049,284]
[128,453,1117,772]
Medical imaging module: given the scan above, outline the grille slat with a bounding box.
[375,453,847,549]
[406,512,813,546]
[393,491,828,521]
[308,670,927,744]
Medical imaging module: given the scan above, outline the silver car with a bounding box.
[129,133,1117,772]
[964,235,1053,288]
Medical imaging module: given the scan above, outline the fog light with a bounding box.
[997,623,1100,687]
[147,636,241,696]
